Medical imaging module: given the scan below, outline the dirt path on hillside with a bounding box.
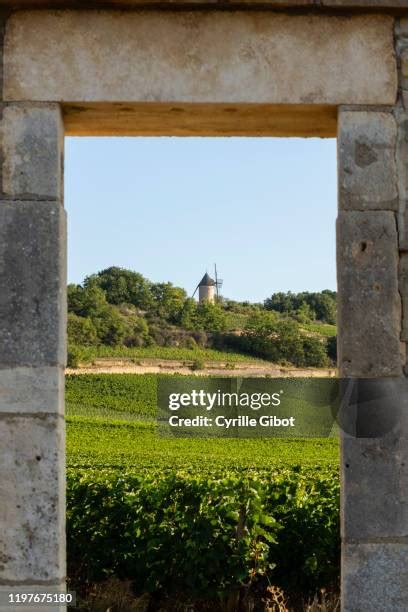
[66,358,336,378]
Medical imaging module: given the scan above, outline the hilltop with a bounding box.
[67,266,337,369]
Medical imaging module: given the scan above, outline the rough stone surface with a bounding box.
[337,211,402,377]
[0,201,67,368]
[342,543,408,612]
[0,367,64,414]
[0,415,65,583]
[0,104,63,201]
[338,111,398,211]
[401,49,408,80]
[395,111,408,250]
[399,254,408,339]
[341,378,408,539]
[3,12,397,106]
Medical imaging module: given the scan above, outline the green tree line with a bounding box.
[68,266,337,368]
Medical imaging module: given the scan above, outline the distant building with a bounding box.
[198,272,216,304]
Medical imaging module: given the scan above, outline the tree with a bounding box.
[180,298,198,330]
[302,337,329,368]
[67,313,98,346]
[242,313,324,366]
[180,298,197,330]
[195,301,227,332]
[264,290,337,325]
[85,267,153,309]
[326,335,337,363]
[151,282,187,322]
[68,284,108,318]
[313,292,336,325]
[92,306,129,346]
[264,292,296,315]
[294,303,314,324]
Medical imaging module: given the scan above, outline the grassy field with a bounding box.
[69,345,271,364]
[302,322,337,337]
[66,374,339,470]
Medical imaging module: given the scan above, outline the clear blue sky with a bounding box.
[65,137,337,303]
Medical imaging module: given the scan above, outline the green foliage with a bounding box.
[67,313,98,346]
[264,291,337,325]
[326,335,337,362]
[180,299,227,332]
[179,298,199,330]
[67,415,339,470]
[85,266,153,309]
[66,467,339,598]
[67,345,83,368]
[232,312,330,368]
[196,301,227,332]
[66,374,339,469]
[151,282,187,322]
[66,374,157,420]
[67,268,337,367]
[294,302,315,324]
[92,306,129,346]
[302,322,337,338]
[66,374,340,599]
[191,358,205,371]
[302,336,330,368]
[65,345,267,365]
[68,284,108,318]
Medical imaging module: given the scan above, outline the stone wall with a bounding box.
[0,103,66,610]
[2,11,398,137]
[336,17,408,610]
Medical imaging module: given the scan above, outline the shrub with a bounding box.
[67,345,83,368]
[191,358,205,371]
[327,335,337,364]
[66,468,339,599]
[92,306,129,346]
[67,313,98,346]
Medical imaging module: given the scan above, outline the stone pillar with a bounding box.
[0,103,66,610]
[338,106,408,611]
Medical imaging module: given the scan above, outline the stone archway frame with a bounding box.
[0,6,407,611]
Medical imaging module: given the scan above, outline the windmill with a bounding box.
[192,264,223,303]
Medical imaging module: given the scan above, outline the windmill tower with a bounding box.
[193,265,223,304]
[198,272,216,303]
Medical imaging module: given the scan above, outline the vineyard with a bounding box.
[66,374,340,610]
[67,345,270,367]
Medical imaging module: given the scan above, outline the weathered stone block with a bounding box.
[399,254,408,340]
[342,543,408,612]
[0,415,65,583]
[395,112,408,249]
[3,12,396,106]
[0,367,64,414]
[338,111,398,211]
[340,377,408,539]
[0,104,63,200]
[401,49,408,80]
[337,211,402,377]
[0,201,66,368]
